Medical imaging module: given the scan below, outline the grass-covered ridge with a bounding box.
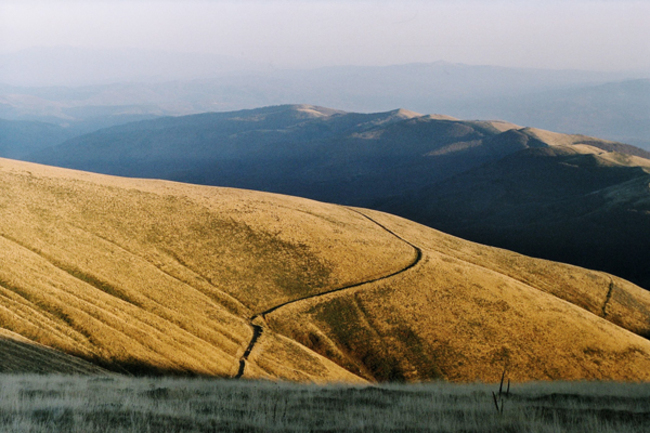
[2,157,650,381]
[0,158,410,379]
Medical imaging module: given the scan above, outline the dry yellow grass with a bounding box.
[266,210,650,382]
[1,157,650,382]
[483,120,522,132]
[0,158,409,378]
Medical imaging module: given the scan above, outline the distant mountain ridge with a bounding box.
[26,105,546,204]
[0,47,262,86]
[1,55,648,149]
[25,104,650,290]
[463,78,650,150]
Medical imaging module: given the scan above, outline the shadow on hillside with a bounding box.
[0,338,103,375]
[0,337,215,377]
[91,358,214,377]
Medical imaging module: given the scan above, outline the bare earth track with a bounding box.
[234,208,423,379]
[602,277,615,318]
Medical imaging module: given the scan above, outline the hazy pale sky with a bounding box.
[1,0,649,71]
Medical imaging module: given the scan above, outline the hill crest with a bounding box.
[3,158,650,381]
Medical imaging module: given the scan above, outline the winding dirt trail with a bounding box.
[602,277,615,318]
[234,208,423,379]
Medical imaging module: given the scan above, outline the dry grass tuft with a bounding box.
[1,375,650,432]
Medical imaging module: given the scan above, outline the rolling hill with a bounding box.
[385,135,650,290]
[25,104,650,291]
[2,158,650,382]
[26,105,527,205]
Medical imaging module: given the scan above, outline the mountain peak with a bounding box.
[423,113,459,121]
[290,104,346,118]
[387,108,423,119]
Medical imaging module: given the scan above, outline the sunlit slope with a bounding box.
[0,158,410,378]
[3,158,650,382]
[265,209,650,382]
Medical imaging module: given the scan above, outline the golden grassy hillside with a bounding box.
[1,157,650,382]
[267,209,650,382]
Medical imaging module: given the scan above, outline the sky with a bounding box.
[0,0,649,72]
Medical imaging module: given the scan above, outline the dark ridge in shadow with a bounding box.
[0,337,107,375]
[91,358,216,377]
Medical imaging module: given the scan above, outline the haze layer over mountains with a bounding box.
[1,49,649,150]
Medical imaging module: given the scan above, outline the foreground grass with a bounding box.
[0,375,649,432]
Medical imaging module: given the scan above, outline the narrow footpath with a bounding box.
[601,277,615,318]
[234,208,423,379]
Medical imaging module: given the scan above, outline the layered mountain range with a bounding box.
[2,54,648,148]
